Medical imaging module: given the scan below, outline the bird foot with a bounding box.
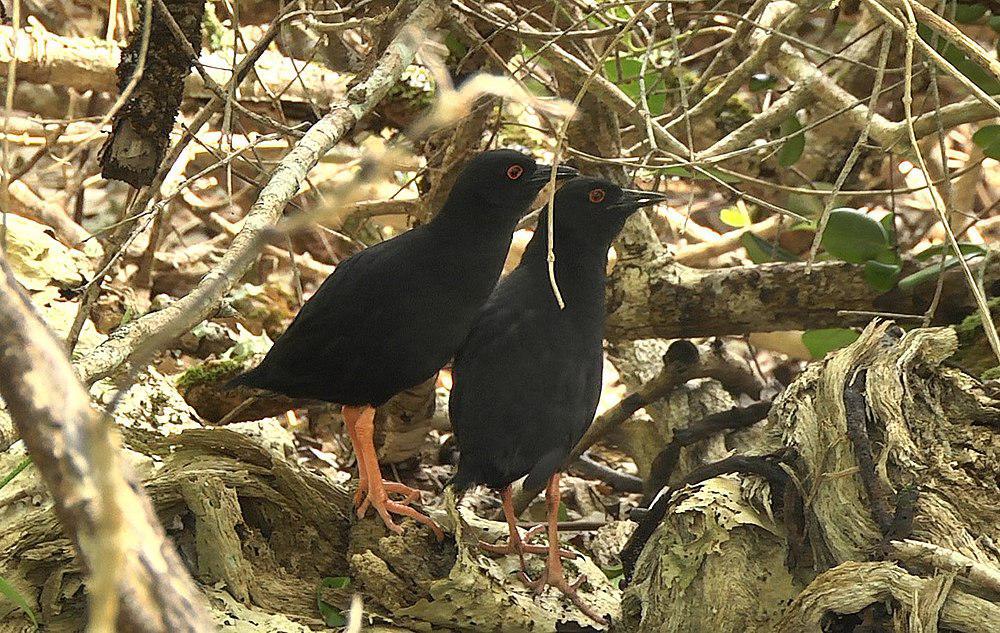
[355,480,421,512]
[356,478,444,541]
[520,567,607,626]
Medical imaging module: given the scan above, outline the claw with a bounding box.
[344,405,444,541]
[514,473,608,626]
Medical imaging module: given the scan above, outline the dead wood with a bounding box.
[606,250,1000,342]
[619,322,1000,632]
[100,0,207,187]
[0,24,350,105]
[0,258,213,632]
[775,561,1000,633]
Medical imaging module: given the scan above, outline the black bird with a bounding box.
[449,177,666,620]
[230,149,578,539]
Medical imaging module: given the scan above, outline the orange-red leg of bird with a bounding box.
[522,473,607,625]
[479,487,574,576]
[342,406,369,507]
[349,405,444,541]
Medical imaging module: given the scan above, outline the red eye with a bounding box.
[589,188,606,203]
[507,164,524,180]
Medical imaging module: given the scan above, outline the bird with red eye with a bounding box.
[449,177,667,623]
[228,149,578,541]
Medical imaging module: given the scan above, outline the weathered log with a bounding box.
[619,323,1000,632]
[0,258,213,632]
[606,252,1000,342]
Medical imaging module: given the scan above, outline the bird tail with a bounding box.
[225,365,263,390]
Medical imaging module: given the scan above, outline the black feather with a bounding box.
[230,150,575,407]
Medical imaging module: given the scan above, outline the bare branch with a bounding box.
[74,0,447,385]
[0,260,213,632]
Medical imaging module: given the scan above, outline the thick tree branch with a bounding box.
[0,24,350,105]
[605,252,997,341]
[0,260,213,632]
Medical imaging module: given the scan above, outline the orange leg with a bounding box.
[346,405,444,541]
[522,473,607,625]
[479,486,574,576]
[341,406,369,507]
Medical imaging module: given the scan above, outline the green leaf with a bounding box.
[0,577,38,629]
[972,124,1000,160]
[953,3,987,23]
[918,23,1000,94]
[699,167,742,184]
[720,205,752,228]
[802,329,860,359]
[602,565,624,579]
[604,58,665,116]
[880,213,895,242]
[820,208,892,264]
[990,14,1000,34]
[316,577,350,627]
[741,232,799,263]
[915,242,988,261]
[660,165,693,178]
[749,73,777,92]
[785,193,824,220]
[897,252,985,292]
[557,504,570,522]
[778,115,805,167]
[863,260,902,292]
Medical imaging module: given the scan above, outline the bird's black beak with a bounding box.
[528,163,579,185]
[611,188,668,213]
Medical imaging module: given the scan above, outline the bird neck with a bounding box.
[428,198,521,244]
[520,221,610,309]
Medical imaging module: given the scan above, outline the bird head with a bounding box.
[547,176,667,247]
[446,149,578,219]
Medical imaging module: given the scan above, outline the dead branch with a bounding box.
[890,539,1000,597]
[605,250,999,341]
[674,215,782,265]
[6,180,92,248]
[100,0,207,187]
[0,23,350,106]
[74,0,447,385]
[775,561,1000,633]
[0,259,212,632]
[572,340,763,463]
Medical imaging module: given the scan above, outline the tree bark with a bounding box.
[0,259,213,632]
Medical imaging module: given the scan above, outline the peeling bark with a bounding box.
[0,259,213,632]
[622,322,1000,632]
[100,0,207,187]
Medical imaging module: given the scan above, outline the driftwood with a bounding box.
[0,393,620,631]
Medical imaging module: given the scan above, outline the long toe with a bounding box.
[550,572,608,626]
[384,500,445,541]
[383,481,422,505]
[519,525,576,559]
